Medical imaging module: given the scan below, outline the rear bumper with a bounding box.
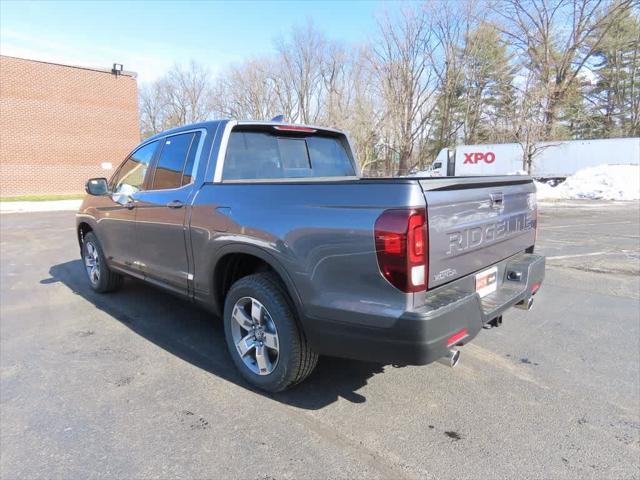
[304,252,545,365]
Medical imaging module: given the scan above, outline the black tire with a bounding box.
[223,272,318,392]
[81,232,123,293]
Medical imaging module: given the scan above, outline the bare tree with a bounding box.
[275,21,327,123]
[161,61,213,126]
[268,59,298,122]
[429,0,473,157]
[320,42,353,127]
[507,73,560,172]
[337,46,383,174]
[213,59,280,120]
[372,7,440,175]
[139,61,214,138]
[139,82,167,137]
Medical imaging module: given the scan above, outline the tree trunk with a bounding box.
[544,90,560,138]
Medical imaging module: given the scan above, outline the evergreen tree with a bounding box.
[430,58,465,155]
[460,22,517,144]
[587,8,640,137]
[558,77,595,140]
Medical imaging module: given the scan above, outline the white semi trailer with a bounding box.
[423,137,640,181]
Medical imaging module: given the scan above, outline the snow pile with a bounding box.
[410,169,438,177]
[533,180,559,199]
[536,164,640,201]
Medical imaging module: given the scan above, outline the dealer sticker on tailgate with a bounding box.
[475,266,498,298]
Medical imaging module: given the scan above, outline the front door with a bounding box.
[99,140,159,271]
[134,131,202,295]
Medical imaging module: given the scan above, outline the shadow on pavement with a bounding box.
[42,260,388,410]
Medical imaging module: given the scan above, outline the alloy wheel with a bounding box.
[84,241,101,285]
[230,296,280,375]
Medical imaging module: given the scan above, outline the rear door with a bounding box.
[420,177,537,288]
[134,130,204,294]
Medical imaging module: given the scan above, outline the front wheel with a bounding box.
[81,232,123,293]
[223,273,318,392]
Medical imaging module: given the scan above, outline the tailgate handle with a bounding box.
[490,193,503,208]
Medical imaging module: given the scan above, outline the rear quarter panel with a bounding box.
[190,181,425,327]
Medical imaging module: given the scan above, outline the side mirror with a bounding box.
[85,178,109,196]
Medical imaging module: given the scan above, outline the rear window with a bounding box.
[222,130,355,180]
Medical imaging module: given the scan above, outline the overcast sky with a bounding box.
[0,0,396,82]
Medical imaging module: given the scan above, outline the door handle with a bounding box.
[167,200,184,209]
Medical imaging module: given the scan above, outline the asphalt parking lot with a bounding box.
[1,200,639,479]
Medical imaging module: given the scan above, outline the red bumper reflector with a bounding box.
[531,282,541,294]
[447,328,468,347]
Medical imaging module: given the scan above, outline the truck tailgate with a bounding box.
[419,176,537,288]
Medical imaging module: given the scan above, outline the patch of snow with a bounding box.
[0,199,82,213]
[410,169,439,177]
[534,180,560,200]
[535,164,639,201]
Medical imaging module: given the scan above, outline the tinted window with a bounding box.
[181,132,202,186]
[277,138,311,171]
[111,141,159,194]
[152,133,194,190]
[306,136,355,177]
[223,131,355,180]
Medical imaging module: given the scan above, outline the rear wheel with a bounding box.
[223,273,318,392]
[82,232,123,293]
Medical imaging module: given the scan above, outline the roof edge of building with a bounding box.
[0,54,138,79]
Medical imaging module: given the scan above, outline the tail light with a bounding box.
[273,125,317,133]
[374,208,428,293]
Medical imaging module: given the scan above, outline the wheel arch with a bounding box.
[77,220,95,250]
[210,244,304,322]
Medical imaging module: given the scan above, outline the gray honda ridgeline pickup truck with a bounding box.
[77,120,545,391]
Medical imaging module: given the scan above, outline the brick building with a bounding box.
[0,55,140,197]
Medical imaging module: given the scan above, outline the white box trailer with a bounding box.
[424,137,640,180]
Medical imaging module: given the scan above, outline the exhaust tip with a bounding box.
[515,297,534,310]
[437,349,460,368]
[451,349,460,367]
